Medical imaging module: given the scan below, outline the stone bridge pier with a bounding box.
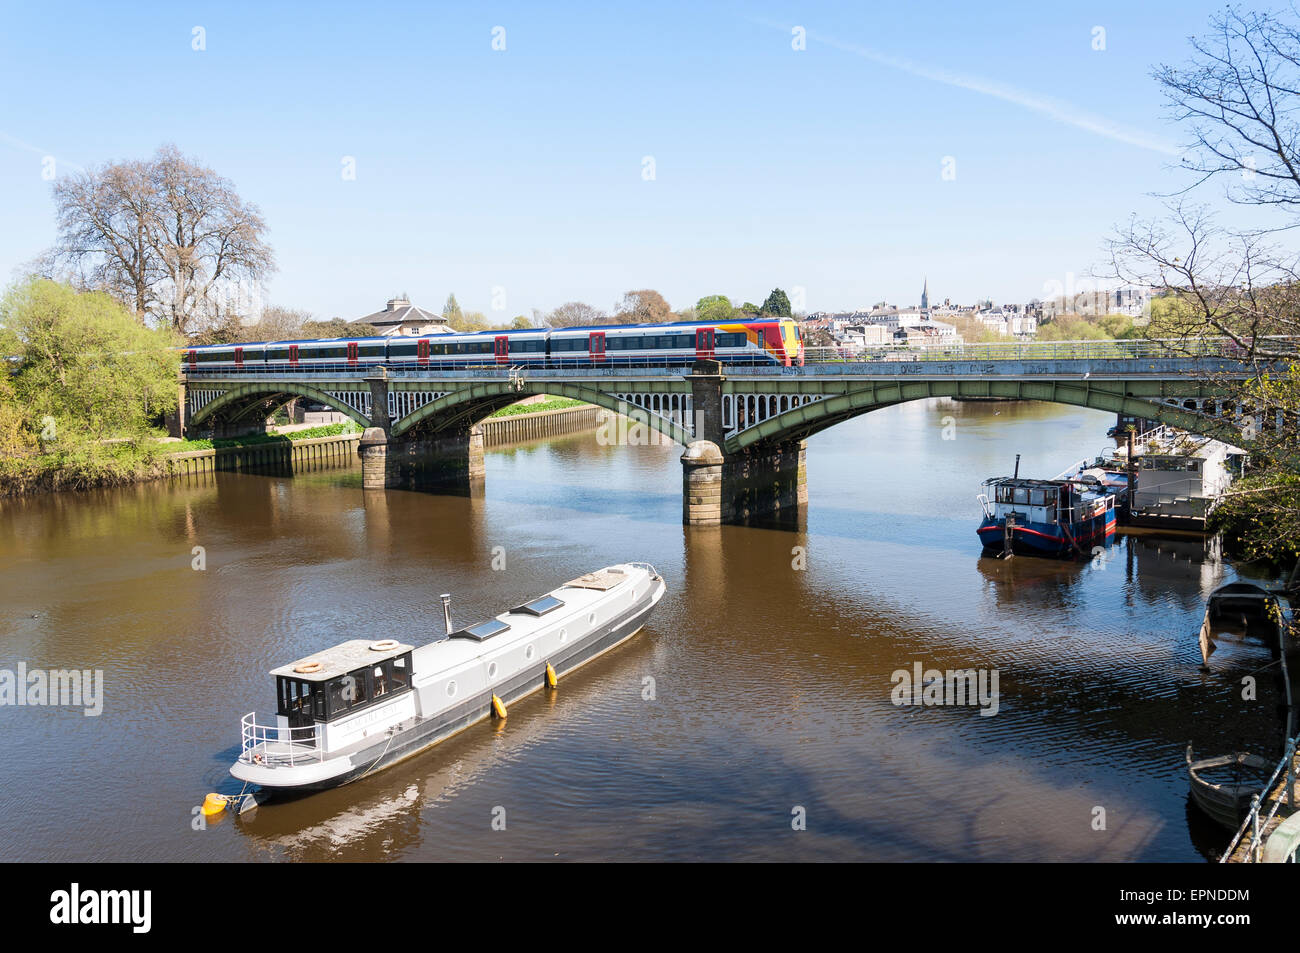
[357,372,485,493]
[681,361,807,526]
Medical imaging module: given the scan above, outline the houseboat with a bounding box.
[229,563,665,800]
[977,476,1118,558]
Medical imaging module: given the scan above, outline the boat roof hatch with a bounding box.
[563,568,628,591]
[510,594,566,617]
[449,618,512,642]
[270,639,415,682]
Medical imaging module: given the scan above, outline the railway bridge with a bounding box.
[178,342,1268,525]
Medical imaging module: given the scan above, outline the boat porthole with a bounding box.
[588,612,597,626]
[559,629,567,643]
[525,645,535,660]
[487,662,498,680]
[447,680,457,698]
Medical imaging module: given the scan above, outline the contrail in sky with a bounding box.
[0,132,85,172]
[754,18,1182,157]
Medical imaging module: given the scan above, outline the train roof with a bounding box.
[184,316,797,350]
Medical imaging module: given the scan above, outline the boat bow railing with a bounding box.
[239,712,323,768]
[627,561,660,580]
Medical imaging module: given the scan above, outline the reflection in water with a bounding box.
[0,398,1291,861]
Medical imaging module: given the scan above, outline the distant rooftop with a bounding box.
[351,296,452,335]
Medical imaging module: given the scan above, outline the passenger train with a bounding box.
[182,318,804,371]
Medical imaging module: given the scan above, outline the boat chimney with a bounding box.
[1013,454,1021,480]
[440,594,453,637]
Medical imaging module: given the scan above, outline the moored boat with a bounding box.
[976,475,1117,558]
[1186,744,1273,831]
[229,563,665,800]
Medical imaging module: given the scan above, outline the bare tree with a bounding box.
[546,301,608,328]
[1108,6,1300,561]
[614,289,671,325]
[50,144,275,334]
[243,305,311,342]
[1157,7,1300,211]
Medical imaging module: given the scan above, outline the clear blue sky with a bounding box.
[0,0,1261,320]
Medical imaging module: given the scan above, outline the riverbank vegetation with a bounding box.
[488,397,587,418]
[0,279,182,495]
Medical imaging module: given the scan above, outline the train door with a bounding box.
[347,341,359,367]
[234,346,244,368]
[494,335,509,364]
[418,338,430,367]
[187,350,197,369]
[289,344,299,368]
[589,331,606,363]
[695,327,715,359]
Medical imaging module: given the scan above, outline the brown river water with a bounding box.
[0,399,1288,861]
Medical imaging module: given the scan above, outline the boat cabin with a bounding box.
[268,640,416,746]
[977,478,1081,525]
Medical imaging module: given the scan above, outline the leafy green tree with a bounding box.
[300,317,376,339]
[740,302,761,315]
[510,315,532,329]
[442,293,463,325]
[0,376,34,459]
[695,295,734,323]
[447,310,492,332]
[0,279,180,441]
[761,288,792,317]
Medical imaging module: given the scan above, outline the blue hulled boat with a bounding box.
[977,476,1118,558]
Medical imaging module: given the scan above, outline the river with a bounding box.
[0,398,1287,861]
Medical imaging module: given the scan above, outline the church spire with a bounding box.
[921,278,929,311]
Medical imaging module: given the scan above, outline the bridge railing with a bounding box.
[801,335,1299,365]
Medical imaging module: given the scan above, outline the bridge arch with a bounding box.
[188,382,373,431]
[726,379,1240,453]
[392,380,694,444]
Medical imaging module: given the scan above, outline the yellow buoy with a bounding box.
[202,793,228,816]
[545,663,557,689]
[491,694,507,719]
